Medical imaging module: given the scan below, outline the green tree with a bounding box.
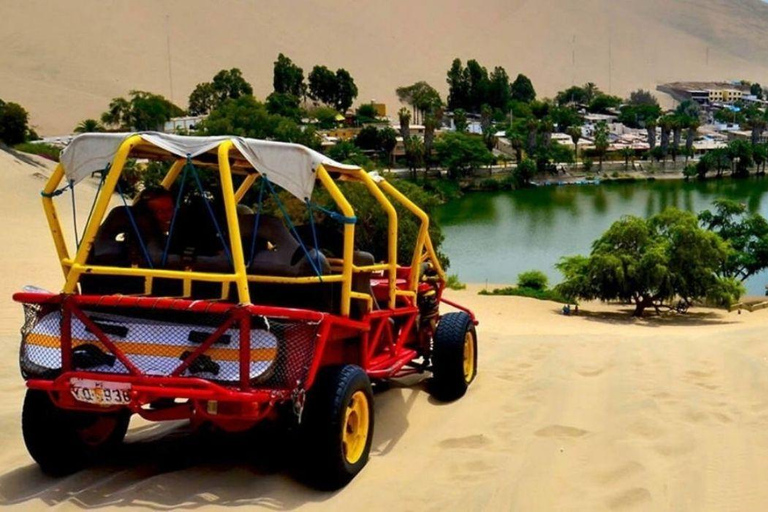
[588,94,622,114]
[750,83,764,100]
[212,68,253,101]
[310,106,340,129]
[513,158,536,188]
[487,66,511,111]
[308,65,338,106]
[465,59,490,112]
[628,89,659,106]
[556,209,742,316]
[74,118,105,133]
[510,74,536,103]
[102,90,183,131]
[355,103,379,123]
[593,121,610,170]
[187,82,217,116]
[396,81,442,124]
[273,53,305,98]
[265,92,303,121]
[0,100,30,145]
[453,108,468,132]
[354,125,380,151]
[334,68,358,113]
[404,136,424,178]
[728,139,753,177]
[434,132,493,179]
[699,199,768,282]
[621,146,635,170]
[446,58,470,111]
[378,127,397,166]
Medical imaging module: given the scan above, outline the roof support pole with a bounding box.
[218,141,251,304]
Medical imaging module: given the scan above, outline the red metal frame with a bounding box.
[15,289,475,431]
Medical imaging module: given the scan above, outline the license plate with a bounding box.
[70,378,131,405]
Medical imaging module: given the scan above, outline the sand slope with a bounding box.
[4,0,768,134]
[1,152,768,509]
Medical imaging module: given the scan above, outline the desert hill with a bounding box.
[3,0,768,134]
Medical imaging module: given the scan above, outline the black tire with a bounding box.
[431,312,477,402]
[298,365,374,490]
[22,390,130,476]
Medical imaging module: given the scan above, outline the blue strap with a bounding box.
[189,164,233,266]
[161,161,189,267]
[306,201,323,272]
[262,176,322,278]
[247,177,266,267]
[116,181,154,269]
[41,181,74,198]
[306,202,357,225]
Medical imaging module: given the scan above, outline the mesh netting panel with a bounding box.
[19,303,320,390]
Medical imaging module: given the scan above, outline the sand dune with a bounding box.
[1,152,768,510]
[3,0,768,134]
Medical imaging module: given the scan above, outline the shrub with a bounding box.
[13,142,61,162]
[517,270,548,291]
[446,274,466,290]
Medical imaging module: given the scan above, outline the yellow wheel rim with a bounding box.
[342,391,370,465]
[463,331,475,383]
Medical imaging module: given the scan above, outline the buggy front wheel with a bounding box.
[22,389,130,475]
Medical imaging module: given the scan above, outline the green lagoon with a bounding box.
[435,177,768,296]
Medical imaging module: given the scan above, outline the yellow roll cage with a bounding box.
[42,135,445,317]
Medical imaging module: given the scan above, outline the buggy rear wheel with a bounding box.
[22,389,130,475]
[430,312,477,401]
[298,365,374,490]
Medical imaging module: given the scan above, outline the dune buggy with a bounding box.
[14,132,477,488]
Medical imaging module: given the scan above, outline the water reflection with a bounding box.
[436,177,768,295]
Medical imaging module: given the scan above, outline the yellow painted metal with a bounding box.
[183,278,192,297]
[247,274,345,284]
[42,164,70,277]
[316,165,355,316]
[63,135,144,293]
[353,263,390,272]
[217,141,251,304]
[463,330,476,383]
[342,390,370,464]
[67,263,239,282]
[354,170,398,309]
[378,179,434,290]
[143,276,153,295]
[350,291,373,312]
[160,159,186,189]
[234,173,257,203]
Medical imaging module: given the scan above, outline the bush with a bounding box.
[446,274,466,290]
[0,100,30,145]
[517,270,548,291]
[13,142,61,162]
[479,286,569,303]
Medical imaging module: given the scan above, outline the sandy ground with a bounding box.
[5,0,768,134]
[1,151,768,510]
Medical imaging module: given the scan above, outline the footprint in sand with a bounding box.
[576,366,608,377]
[594,461,645,485]
[535,425,589,439]
[606,487,652,510]
[438,434,491,449]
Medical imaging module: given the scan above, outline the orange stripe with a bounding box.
[26,333,276,362]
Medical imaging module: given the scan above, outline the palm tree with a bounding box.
[671,116,683,162]
[646,118,658,151]
[74,118,105,133]
[397,107,411,140]
[567,126,582,162]
[621,147,635,170]
[100,97,130,129]
[685,117,700,163]
[658,115,674,164]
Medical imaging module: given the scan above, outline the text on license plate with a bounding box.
[70,378,131,405]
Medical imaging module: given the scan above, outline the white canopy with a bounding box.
[59,132,361,200]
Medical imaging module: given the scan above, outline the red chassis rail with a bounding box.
[13,292,459,428]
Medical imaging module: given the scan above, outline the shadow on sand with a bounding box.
[552,306,737,328]
[0,377,429,510]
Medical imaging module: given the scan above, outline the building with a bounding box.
[163,115,206,133]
